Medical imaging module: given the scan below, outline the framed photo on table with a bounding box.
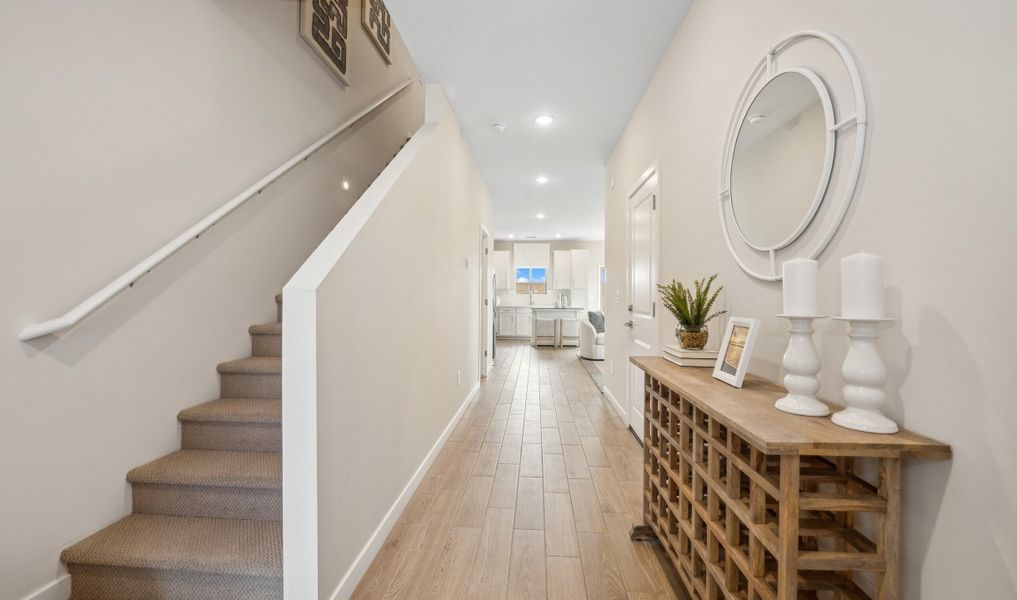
[713,317,760,388]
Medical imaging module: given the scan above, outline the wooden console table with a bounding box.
[628,357,950,600]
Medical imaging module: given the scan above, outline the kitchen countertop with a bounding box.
[496,305,586,310]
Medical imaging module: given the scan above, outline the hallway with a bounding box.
[353,340,685,599]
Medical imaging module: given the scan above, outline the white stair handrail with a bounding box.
[18,78,414,341]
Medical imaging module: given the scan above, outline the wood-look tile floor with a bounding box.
[353,340,689,600]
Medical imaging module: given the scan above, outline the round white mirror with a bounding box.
[730,70,834,250]
[718,31,869,281]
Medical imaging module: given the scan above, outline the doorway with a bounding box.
[480,225,493,378]
[625,166,660,440]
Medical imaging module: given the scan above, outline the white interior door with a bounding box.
[626,168,659,441]
[480,227,491,378]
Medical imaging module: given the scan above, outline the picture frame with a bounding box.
[712,317,760,388]
[362,0,393,65]
[300,0,351,85]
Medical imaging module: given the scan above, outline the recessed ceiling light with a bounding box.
[536,213,545,220]
[341,179,350,191]
[555,233,562,238]
[748,114,767,124]
[533,114,555,127]
[507,233,515,239]
[536,175,549,185]
[491,122,507,133]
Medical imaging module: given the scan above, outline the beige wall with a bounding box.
[604,1,1017,597]
[0,2,423,599]
[283,85,492,598]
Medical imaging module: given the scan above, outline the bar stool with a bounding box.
[559,317,581,348]
[533,316,558,347]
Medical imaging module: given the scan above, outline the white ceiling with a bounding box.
[385,0,692,241]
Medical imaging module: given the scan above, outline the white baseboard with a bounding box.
[328,381,481,600]
[19,574,70,600]
[603,385,626,422]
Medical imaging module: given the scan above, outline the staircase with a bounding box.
[60,295,285,599]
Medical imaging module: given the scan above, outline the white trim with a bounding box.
[602,385,626,422]
[327,382,481,600]
[627,164,658,199]
[479,223,491,380]
[18,574,70,600]
[18,79,414,341]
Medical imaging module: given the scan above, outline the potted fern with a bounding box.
[657,274,727,350]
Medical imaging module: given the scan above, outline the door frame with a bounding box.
[479,224,493,379]
[625,163,661,440]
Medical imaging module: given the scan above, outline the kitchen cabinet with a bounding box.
[515,311,533,337]
[496,307,538,338]
[513,243,550,270]
[497,309,516,337]
[552,250,571,290]
[494,251,511,290]
[550,248,590,290]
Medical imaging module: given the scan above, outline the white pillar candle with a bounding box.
[782,258,818,316]
[840,253,885,319]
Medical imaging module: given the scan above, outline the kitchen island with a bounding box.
[496,306,586,341]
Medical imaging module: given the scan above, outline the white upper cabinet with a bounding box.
[552,250,571,289]
[494,251,511,290]
[570,249,589,288]
[513,243,550,269]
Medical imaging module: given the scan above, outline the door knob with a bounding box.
[624,321,634,328]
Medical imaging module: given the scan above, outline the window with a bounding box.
[516,267,547,295]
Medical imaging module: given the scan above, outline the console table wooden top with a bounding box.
[630,356,950,460]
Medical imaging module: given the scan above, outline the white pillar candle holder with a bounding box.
[775,315,830,417]
[832,317,899,434]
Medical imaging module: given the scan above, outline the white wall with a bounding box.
[283,85,492,599]
[494,240,605,309]
[604,1,1017,598]
[0,2,423,599]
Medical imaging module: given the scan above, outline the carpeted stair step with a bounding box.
[61,514,282,600]
[179,399,281,452]
[128,450,281,521]
[249,323,281,357]
[275,293,282,323]
[218,357,280,399]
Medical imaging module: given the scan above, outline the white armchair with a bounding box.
[580,312,605,360]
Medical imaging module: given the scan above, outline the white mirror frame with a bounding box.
[719,31,868,281]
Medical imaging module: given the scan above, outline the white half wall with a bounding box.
[283,84,493,599]
[0,3,423,599]
[604,1,1017,598]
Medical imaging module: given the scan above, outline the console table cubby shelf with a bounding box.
[628,357,950,600]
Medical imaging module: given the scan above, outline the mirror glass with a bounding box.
[731,72,830,249]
